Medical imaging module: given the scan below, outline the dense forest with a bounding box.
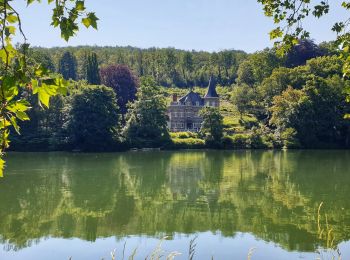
[11,40,350,151]
[30,45,248,88]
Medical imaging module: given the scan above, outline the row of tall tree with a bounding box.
[29,40,335,89]
[29,46,246,87]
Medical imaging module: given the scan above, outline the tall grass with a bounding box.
[188,235,197,260]
[316,202,342,260]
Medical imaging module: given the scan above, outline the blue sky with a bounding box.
[13,0,349,53]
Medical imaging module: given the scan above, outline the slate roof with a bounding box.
[204,77,219,98]
[178,91,204,106]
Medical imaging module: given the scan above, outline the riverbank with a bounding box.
[9,130,348,152]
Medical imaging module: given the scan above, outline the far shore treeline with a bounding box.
[11,40,350,151]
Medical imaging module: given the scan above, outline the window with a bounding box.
[177,123,184,128]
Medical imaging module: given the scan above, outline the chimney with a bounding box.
[173,94,178,102]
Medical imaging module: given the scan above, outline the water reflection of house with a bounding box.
[167,77,220,132]
[166,153,206,197]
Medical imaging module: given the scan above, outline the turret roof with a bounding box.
[204,77,219,98]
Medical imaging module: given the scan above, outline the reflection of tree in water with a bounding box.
[0,151,349,252]
[224,151,317,251]
[0,153,64,250]
[279,151,350,247]
[225,150,350,251]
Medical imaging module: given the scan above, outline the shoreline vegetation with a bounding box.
[8,40,350,153]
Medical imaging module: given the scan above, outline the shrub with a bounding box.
[281,128,301,149]
[205,139,222,149]
[221,136,234,149]
[250,130,268,149]
[200,107,224,142]
[168,137,205,149]
[261,132,281,149]
[231,134,250,149]
[171,132,198,139]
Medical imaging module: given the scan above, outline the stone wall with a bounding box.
[168,103,203,132]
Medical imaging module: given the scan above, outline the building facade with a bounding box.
[167,78,220,132]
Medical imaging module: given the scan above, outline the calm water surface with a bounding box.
[0,150,350,260]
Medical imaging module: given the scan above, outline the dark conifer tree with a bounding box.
[59,51,77,80]
[86,52,100,84]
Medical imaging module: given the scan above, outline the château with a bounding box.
[167,77,220,132]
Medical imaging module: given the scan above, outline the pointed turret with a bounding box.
[204,76,220,107]
[205,77,219,98]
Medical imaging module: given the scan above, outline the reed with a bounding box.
[316,202,342,260]
[247,247,256,260]
[188,235,198,260]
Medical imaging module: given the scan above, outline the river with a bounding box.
[0,150,349,259]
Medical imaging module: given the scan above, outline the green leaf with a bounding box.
[2,76,19,101]
[0,157,4,177]
[35,65,48,77]
[16,111,30,121]
[1,130,10,150]
[75,1,85,11]
[82,12,98,29]
[270,27,283,40]
[38,88,50,108]
[5,26,16,37]
[0,119,11,129]
[6,100,31,114]
[6,14,18,24]
[31,79,39,94]
[59,18,77,41]
[82,17,91,28]
[9,116,20,134]
[27,0,37,5]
